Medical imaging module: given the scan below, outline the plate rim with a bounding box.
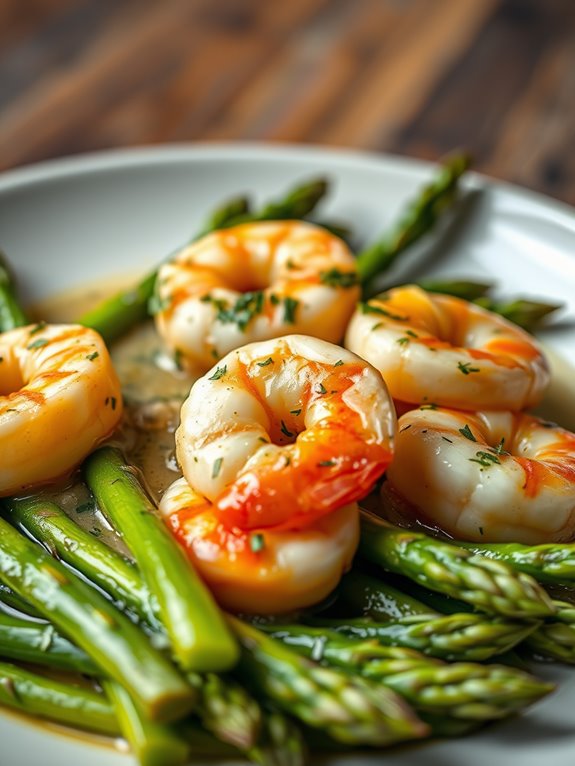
[0,140,574,229]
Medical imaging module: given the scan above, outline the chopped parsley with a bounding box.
[459,424,477,442]
[208,364,227,381]
[457,361,480,375]
[359,302,408,321]
[319,269,359,288]
[280,420,294,438]
[29,321,47,336]
[250,533,265,553]
[212,457,223,479]
[290,408,302,416]
[283,296,299,324]
[27,338,49,350]
[318,459,336,467]
[469,450,501,468]
[396,336,410,346]
[257,357,274,367]
[105,396,117,410]
[316,382,327,395]
[86,351,99,362]
[334,360,344,367]
[214,291,265,332]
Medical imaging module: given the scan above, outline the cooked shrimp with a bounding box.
[176,335,395,531]
[155,221,360,371]
[385,406,575,544]
[345,285,549,410]
[160,476,359,613]
[0,323,122,495]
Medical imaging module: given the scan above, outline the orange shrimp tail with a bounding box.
[215,426,392,531]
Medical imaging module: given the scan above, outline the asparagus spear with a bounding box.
[265,626,553,726]
[0,516,194,723]
[524,599,575,664]
[306,613,537,662]
[475,296,561,331]
[0,251,28,330]
[355,152,471,289]
[416,278,492,301]
[359,513,555,619]
[458,539,575,585]
[4,495,162,633]
[228,615,429,747]
[78,177,328,343]
[337,570,431,618]
[83,446,238,672]
[247,708,307,766]
[0,661,118,735]
[5,498,264,751]
[0,609,98,675]
[104,680,190,766]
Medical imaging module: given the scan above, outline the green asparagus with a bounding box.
[5,495,162,633]
[83,446,238,672]
[307,613,537,662]
[228,615,429,747]
[475,296,561,331]
[359,513,555,619]
[0,251,29,330]
[265,626,553,726]
[247,708,307,766]
[104,680,190,766]
[0,516,194,722]
[525,599,575,664]
[356,152,471,289]
[0,661,117,735]
[458,539,575,585]
[0,609,97,674]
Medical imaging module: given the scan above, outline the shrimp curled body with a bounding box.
[159,477,359,613]
[155,221,360,371]
[0,324,122,495]
[385,407,575,544]
[345,285,550,410]
[176,335,396,532]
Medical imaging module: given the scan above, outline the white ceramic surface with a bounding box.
[0,143,574,766]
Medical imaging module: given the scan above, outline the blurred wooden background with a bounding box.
[1,0,574,205]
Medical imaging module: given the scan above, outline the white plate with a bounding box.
[0,143,574,766]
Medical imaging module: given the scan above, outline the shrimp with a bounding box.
[154,221,360,371]
[176,335,396,531]
[385,406,575,544]
[345,285,550,410]
[0,323,122,495]
[159,476,359,613]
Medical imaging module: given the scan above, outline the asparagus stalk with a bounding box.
[306,613,537,662]
[524,599,575,664]
[104,680,190,766]
[337,570,431,618]
[83,446,238,673]
[0,661,118,735]
[0,609,98,675]
[5,500,263,751]
[187,671,262,751]
[475,296,561,331]
[416,278,492,301]
[355,152,471,289]
[228,615,429,747]
[78,177,328,343]
[458,539,575,585]
[247,708,307,766]
[0,517,194,723]
[265,626,553,726]
[359,513,555,619]
[4,495,162,634]
[0,251,29,330]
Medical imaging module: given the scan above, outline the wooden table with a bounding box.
[1,0,574,205]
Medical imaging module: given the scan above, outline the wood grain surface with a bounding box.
[1,0,574,205]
